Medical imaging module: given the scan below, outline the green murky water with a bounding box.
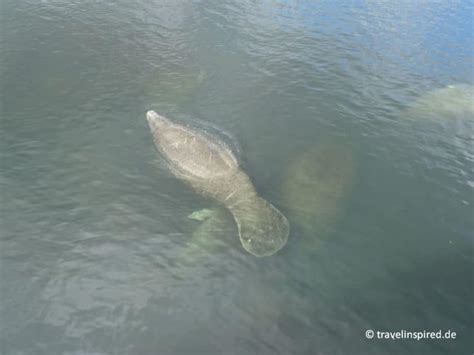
[1,1,472,354]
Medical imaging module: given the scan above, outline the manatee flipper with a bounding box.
[188,208,216,222]
[177,208,235,266]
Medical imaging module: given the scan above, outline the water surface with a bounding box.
[1,1,473,354]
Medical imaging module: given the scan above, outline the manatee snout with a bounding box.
[146,110,169,132]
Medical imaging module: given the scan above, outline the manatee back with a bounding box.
[154,122,239,179]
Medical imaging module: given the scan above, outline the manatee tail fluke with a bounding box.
[229,195,289,257]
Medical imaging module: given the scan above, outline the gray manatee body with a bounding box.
[146,110,289,257]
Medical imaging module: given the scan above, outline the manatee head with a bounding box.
[146,110,170,133]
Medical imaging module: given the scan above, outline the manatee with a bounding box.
[146,110,289,257]
[407,84,474,120]
[281,143,354,248]
[175,208,235,266]
[404,84,474,158]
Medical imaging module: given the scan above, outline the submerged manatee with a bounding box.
[407,84,474,119]
[146,110,289,257]
[175,208,235,266]
[404,84,474,160]
[281,144,354,248]
[405,84,473,141]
